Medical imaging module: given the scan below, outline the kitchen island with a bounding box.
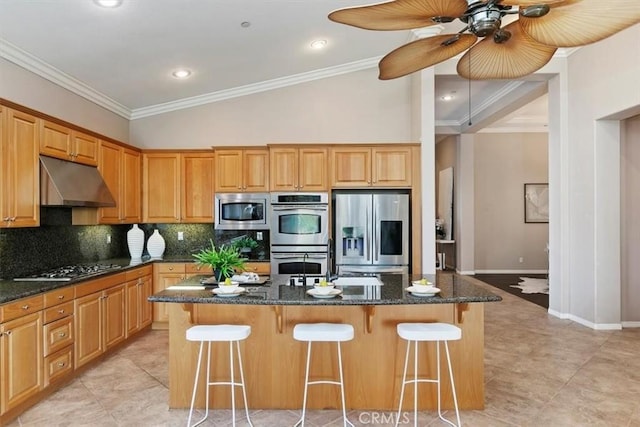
[149,274,501,411]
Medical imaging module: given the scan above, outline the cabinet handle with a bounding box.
[168,267,174,271]
[5,331,11,336]
[57,361,66,367]
[58,309,65,314]
[58,332,66,338]
[21,304,29,310]
[10,217,16,221]
[2,217,9,221]
[58,295,65,300]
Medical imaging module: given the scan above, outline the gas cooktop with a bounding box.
[13,264,123,282]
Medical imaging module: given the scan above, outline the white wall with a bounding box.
[0,58,129,142]
[129,68,413,149]
[550,23,640,328]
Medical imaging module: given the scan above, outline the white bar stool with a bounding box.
[293,323,355,427]
[395,323,462,427]
[186,324,253,427]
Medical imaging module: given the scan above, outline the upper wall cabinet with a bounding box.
[215,148,269,193]
[143,152,214,223]
[269,146,328,192]
[40,120,98,166]
[0,106,40,228]
[98,141,141,224]
[330,146,413,188]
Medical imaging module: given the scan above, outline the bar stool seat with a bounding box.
[293,323,355,427]
[395,323,462,427]
[186,324,253,427]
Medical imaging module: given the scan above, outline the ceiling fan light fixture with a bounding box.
[93,0,123,8]
[493,29,512,43]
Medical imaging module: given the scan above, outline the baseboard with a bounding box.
[475,269,548,274]
[456,270,476,275]
[548,309,622,330]
[622,321,640,328]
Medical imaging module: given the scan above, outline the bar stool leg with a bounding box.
[187,341,209,427]
[336,342,354,427]
[229,341,236,426]
[236,341,253,426]
[395,340,411,427]
[441,341,461,427]
[294,341,313,427]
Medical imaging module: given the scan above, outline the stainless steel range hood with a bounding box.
[40,155,116,207]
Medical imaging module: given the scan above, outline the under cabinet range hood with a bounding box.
[40,155,116,207]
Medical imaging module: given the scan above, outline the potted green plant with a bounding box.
[232,236,258,254]
[193,240,246,281]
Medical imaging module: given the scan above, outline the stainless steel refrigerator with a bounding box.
[334,193,410,274]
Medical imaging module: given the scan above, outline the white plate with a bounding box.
[306,288,342,299]
[212,287,247,297]
[406,286,440,297]
[412,280,433,286]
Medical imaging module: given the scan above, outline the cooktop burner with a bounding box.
[14,264,123,282]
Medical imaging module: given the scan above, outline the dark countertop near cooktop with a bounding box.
[0,256,270,305]
[148,274,502,306]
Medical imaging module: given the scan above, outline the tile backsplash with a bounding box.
[0,211,270,279]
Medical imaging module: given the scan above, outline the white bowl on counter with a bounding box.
[312,283,335,295]
[216,282,240,293]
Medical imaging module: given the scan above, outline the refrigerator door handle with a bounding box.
[366,211,371,262]
[373,206,379,262]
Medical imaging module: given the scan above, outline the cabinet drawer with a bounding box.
[243,262,270,274]
[155,263,186,274]
[43,316,74,356]
[0,294,44,323]
[125,265,152,281]
[44,346,74,387]
[43,301,74,324]
[185,263,212,274]
[43,286,75,308]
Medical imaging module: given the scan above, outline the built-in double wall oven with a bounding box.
[269,192,329,276]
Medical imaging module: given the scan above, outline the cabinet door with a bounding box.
[182,152,214,222]
[121,148,141,223]
[269,147,298,191]
[0,312,43,413]
[243,149,269,192]
[298,147,328,191]
[215,149,243,192]
[2,109,39,228]
[143,153,180,222]
[372,147,412,187]
[153,263,186,324]
[125,280,140,337]
[104,284,126,350]
[98,140,122,224]
[139,275,153,328]
[71,131,98,166]
[74,292,103,368]
[330,147,371,187]
[40,120,71,160]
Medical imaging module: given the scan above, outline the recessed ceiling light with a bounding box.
[93,0,123,8]
[310,39,327,49]
[241,21,251,28]
[172,69,192,79]
[440,95,454,101]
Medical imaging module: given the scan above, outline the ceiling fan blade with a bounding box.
[519,0,640,47]
[499,0,564,6]
[457,21,556,80]
[379,34,477,79]
[328,0,468,31]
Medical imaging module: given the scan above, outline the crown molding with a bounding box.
[0,38,131,119]
[129,57,382,119]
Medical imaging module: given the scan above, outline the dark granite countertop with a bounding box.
[148,274,502,306]
[0,255,270,305]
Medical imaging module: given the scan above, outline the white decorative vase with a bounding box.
[147,229,166,260]
[127,224,144,261]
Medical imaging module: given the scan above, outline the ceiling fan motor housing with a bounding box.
[462,2,511,37]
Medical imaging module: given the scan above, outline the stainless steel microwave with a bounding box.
[214,193,269,230]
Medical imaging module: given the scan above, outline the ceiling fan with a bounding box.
[329,0,640,80]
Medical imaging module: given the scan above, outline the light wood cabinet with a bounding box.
[98,140,141,224]
[153,263,189,325]
[242,262,270,275]
[125,266,153,336]
[40,120,98,166]
[0,107,40,228]
[214,148,269,192]
[330,146,413,188]
[269,146,327,191]
[0,312,43,413]
[143,151,214,223]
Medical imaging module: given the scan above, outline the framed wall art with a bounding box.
[524,183,549,223]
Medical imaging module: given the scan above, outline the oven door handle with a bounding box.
[272,254,328,260]
[271,206,328,211]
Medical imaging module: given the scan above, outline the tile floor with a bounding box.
[7,274,640,426]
